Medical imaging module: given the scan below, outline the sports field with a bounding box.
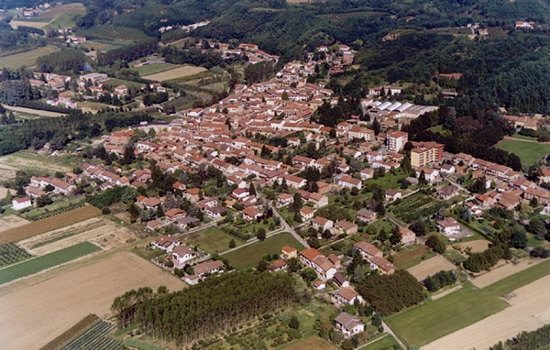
[0,46,59,69]
[0,241,101,285]
[0,252,185,350]
[223,232,304,269]
[143,65,207,81]
[387,258,550,347]
[496,138,550,170]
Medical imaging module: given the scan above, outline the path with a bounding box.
[503,135,549,144]
[382,321,406,350]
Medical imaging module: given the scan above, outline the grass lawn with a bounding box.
[387,258,550,347]
[186,226,244,254]
[0,46,59,69]
[365,172,408,191]
[133,63,180,76]
[496,139,550,170]
[360,335,400,350]
[0,242,101,285]
[103,78,145,89]
[393,245,436,270]
[223,232,304,269]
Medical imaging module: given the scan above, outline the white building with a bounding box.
[12,197,32,210]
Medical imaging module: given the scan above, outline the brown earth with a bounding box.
[407,255,456,281]
[0,215,29,232]
[286,336,338,350]
[143,65,207,81]
[472,259,542,289]
[457,239,491,253]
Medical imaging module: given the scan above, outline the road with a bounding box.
[271,204,310,248]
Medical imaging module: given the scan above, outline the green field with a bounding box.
[387,258,550,347]
[0,242,101,285]
[133,63,180,76]
[103,78,145,89]
[223,232,304,269]
[77,25,151,42]
[0,46,59,69]
[496,139,550,170]
[187,226,244,254]
[361,335,400,350]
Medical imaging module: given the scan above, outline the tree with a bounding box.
[249,182,256,196]
[372,118,381,135]
[510,230,528,249]
[229,239,236,248]
[300,268,317,282]
[527,219,547,240]
[390,226,402,245]
[289,315,300,330]
[291,192,303,213]
[257,259,269,272]
[308,235,320,248]
[256,228,266,241]
[371,313,382,327]
[288,257,301,272]
[341,339,354,350]
[426,234,446,254]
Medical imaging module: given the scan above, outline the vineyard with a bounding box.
[0,205,101,245]
[60,320,122,350]
[0,243,32,268]
[391,192,445,223]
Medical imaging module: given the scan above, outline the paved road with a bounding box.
[271,204,310,248]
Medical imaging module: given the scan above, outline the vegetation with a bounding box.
[423,270,457,292]
[490,324,550,350]
[496,139,550,170]
[111,271,296,345]
[0,242,33,268]
[58,320,122,350]
[0,242,101,285]
[39,314,100,350]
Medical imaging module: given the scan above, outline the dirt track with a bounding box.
[0,252,185,350]
[422,274,550,350]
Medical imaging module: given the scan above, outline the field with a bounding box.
[387,259,550,347]
[0,150,72,182]
[0,205,101,245]
[186,226,244,254]
[43,3,87,29]
[9,20,50,29]
[496,138,550,170]
[457,239,490,253]
[18,217,135,255]
[285,336,337,350]
[134,63,180,76]
[0,251,185,350]
[102,78,145,89]
[39,314,99,350]
[0,242,32,267]
[59,320,121,350]
[472,259,542,289]
[0,187,16,200]
[0,241,101,285]
[0,46,59,69]
[0,215,29,232]
[77,25,151,42]
[389,192,445,223]
[143,65,207,81]
[424,274,550,350]
[392,245,427,265]
[406,255,456,281]
[361,335,400,350]
[223,232,304,269]
[3,105,66,117]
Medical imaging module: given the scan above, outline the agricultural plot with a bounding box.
[0,46,59,69]
[186,226,244,254]
[0,150,72,182]
[9,20,50,29]
[0,205,101,245]
[0,243,32,268]
[0,215,29,232]
[406,255,456,281]
[285,336,337,350]
[223,232,304,269]
[59,320,121,350]
[0,241,101,285]
[3,105,66,117]
[457,239,490,253]
[143,65,207,81]
[0,252,185,350]
[392,245,435,270]
[390,192,445,223]
[77,25,151,42]
[133,62,180,76]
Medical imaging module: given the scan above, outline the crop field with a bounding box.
[496,138,550,170]
[0,241,101,285]
[3,105,66,117]
[387,259,550,348]
[102,78,145,89]
[143,65,207,81]
[0,215,29,232]
[186,226,244,254]
[361,335,400,350]
[59,320,121,350]
[390,192,445,223]
[223,232,304,269]
[285,336,337,350]
[0,46,59,69]
[392,245,435,270]
[406,255,457,281]
[0,243,32,268]
[9,20,49,29]
[134,62,180,76]
[0,251,185,350]
[0,205,101,245]
[40,314,100,350]
[0,150,72,182]
[457,239,490,253]
[472,259,542,289]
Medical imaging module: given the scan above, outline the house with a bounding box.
[334,220,358,235]
[277,193,293,207]
[328,254,341,268]
[399,227,416,245]
[151,235,180,251]
[205,206,227,219]
[165,208,187,221]
[438,185,459,200]
[411,142,444,168]
[437,217,461,235]
[194,260,225,277]
[281,246,298,260]
[386,130,408,152]
[279,174,307,189]
[313,280,326,290]
[172,245,197,264]
[12,197,32,210]
[353,241,383,260]
[242,207,263,221]
[299,248,337,280]
[385,189,402,201]
[334,312,365,338]
[333,272,350,288]
[312,216,334,232]
[300,207,315,221]
[360,168,374,180]
[270,259,287,272]
[440,164,456,174]
[334,174,362,190]
[308,192,328,208]
[183,275,200,285]
[332,287,364,305]
[416,167,440,183]
[177,216,199,229]
[356,209,377,223]
[369,256,396,275]
[232,188,250,200]
[138,196,162,210]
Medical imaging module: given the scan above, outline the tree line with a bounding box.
[490,324,550,350]
[111,271,296,345]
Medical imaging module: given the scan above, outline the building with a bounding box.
[438,185,459,200]
[270,259,287,272]
[299,248,337,280]
[194,260,225,277]
[151,235,180,252]
[172,245,197,264]
[386,130,408,152]
[312,216,334,232]
[369,256,396,274]
[410,141,444,168]
[334,312,365,338]
[437,217,461,235]
[12,197,32,210]
[333,272,350,288]
[356,209,377,223]
[281,246,298,260]
[332,287,364,305]
[334,174,362,190]
[399,227,416,245]
[300,207,315,222]
[353,241,383,260]
[334,220,358,235]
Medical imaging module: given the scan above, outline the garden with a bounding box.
[389,192,445,223]
[0,242,32,268]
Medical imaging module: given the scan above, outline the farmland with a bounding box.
[387,259,550,347]
[133,62,180,76]
[392,245,435,270]
[143,65,207,81]
[0,46,59,69]
[496,138,550,170]
[59,320,122,350]
[223,232,304,269]
[361,335,400,350]
[0,215,29,232]
[406,255,456,281]
[0,205,101,245]
[0,150,72,182]
[0,243,32,268]
[3,105,66,118]
[186,226,244,254]
[77,25,152,42]
[0,241,101,285]
[0,251,185,350]
[389,191,445,223]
